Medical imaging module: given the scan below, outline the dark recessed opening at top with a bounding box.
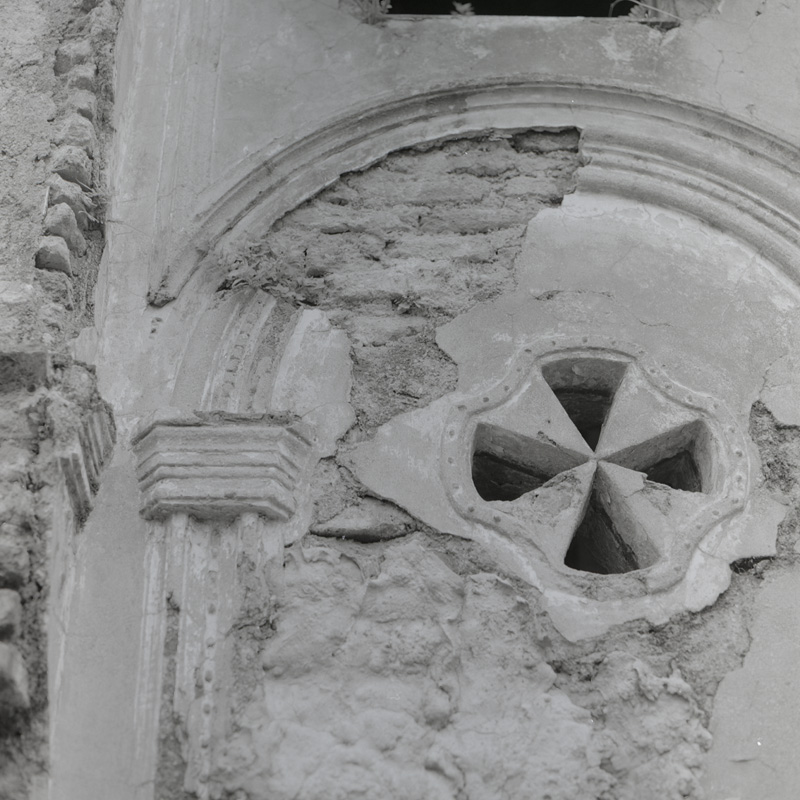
[388,0,638,16]
[550,389,612,451]
[541,357,627,452]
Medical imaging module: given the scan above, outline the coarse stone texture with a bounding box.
[68,88,96,121]
[205,531,748,800]
[65,62,96,92]
[0,0,121,796]
[44,204,87,254]
[227,131,582,432]
[0,590,23,638]
[35,235,72,275]
[54,37,92,76]
[0,642,29,710]
[51,144,92,187]
[54,113,97,157]
[47,174,92,229]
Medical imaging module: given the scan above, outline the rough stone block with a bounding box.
[503,175,551,197]
[36,268,75,310]
[69,89,97,121]
[311,498,415,541]
[55,113,96,157]
[0,443,32,483]
[67,63,96,91]
[420,207,526,235]
[44,204,87,254]
[35,236,72,275]
[0,486,34,527]
[372,172,489,206]
[49,174,92,229]
[0,642,29,710]
[0,350,50,392]
[51,145,92,187]
[447,151,515,177]
[0,591,21,639]
[54,38,93,75]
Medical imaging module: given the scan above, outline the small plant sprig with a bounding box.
[451,2,475,15]
[351,0,392,24]
[609,0,682,22]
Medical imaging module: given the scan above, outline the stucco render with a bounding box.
[2,0,800,798]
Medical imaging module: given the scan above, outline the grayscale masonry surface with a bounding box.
[1,1,800,799]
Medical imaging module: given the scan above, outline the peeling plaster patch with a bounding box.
[703,570,800,800]
[598,32,633,62]
[211,532,720,800]
[270,309,355,456]
[224,130,582,437]
[759,353,800,427]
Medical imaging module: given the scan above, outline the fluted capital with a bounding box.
[132,412,314,521]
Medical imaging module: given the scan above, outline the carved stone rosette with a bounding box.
[131,413,313,799]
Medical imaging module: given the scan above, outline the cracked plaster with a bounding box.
[46,0,800,798]
[347,195,791,638]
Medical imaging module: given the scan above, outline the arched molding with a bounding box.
[148,79,800,306]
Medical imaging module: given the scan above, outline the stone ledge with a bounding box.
[132,413,314,521]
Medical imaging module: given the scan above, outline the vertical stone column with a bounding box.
[131,413,313,798]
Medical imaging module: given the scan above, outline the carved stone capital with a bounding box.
[132,413,314,520]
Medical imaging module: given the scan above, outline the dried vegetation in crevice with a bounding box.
[220,129,583,434]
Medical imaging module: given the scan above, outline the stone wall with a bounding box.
[7,0,799,798]
[152,132,783,800]
[0,1,118,796]
[224,131,582,429]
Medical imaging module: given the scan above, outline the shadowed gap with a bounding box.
[564,486,640,574]
[388,0,637,15]
[550,389,613,451]
[644,449,702,492]
[541,358,628,451]
[472,451,555,501]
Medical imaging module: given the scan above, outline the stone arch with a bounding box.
[120,77,798,800]
[150,80,800,307]
[168,124,583,418]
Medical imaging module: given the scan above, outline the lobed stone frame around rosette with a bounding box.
[442,336,747,600]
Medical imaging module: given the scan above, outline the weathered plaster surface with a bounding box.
[704,570,800,800]
[52,0,800,798]
[215,534,712,800]
[94,136,794,798]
